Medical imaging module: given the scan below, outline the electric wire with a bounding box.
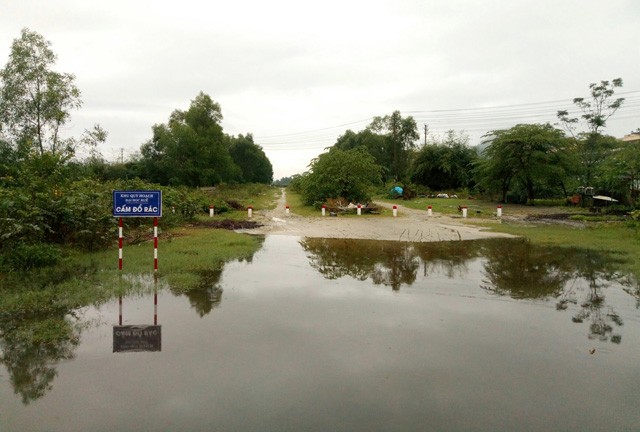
[255,91,640,150]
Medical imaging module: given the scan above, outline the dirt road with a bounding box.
[241,189,515,242]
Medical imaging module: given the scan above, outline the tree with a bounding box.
[367,111,419,181]
[334,129,390,177]
[139,92,242,186]
[476,124,571,203]
[228,134,273,184]
[298,147,382,206]
[410,130,477,191]
[601,139,640,204]
[557,78,624,136]
[0,28,82,157]
[557,78,624,186]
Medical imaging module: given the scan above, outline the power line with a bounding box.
[255,91,640,150]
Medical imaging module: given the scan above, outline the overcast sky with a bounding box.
[1,0,639,179]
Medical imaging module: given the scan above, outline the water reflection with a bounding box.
[481,240,572,298]
[0,314,80,404]
[176,269,224,317]
[301,238,486,291]
[0,237,265,404]
[556,249,628,343]
[301,237,636,344]
[169,236,265,317]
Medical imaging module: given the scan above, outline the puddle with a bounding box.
[1,236,639,431]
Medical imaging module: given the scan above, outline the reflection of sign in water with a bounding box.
[113,325,162,353]
[113,190,162,217]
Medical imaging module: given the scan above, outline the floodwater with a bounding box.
[2,236,640,432]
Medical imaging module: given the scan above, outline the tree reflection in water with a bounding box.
[480,239,572,299]
[556,249,628,344]
[0,238,266,404]
[177,269,224,317]
[0,314,80,404]
[301,238,485,291]
[301,237,637,344]
[170,236,265,317]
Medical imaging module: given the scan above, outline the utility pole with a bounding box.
[424,124,429,146]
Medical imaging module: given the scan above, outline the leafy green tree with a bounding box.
[410,130,477,191]
[368,110,419,181]
[557,78,624,187]
[601,139,640,204]
[228,134,273,184]
[139,92,241,186]
[334,129,390,178]
[298,147,382,206]
[476,123,572,203]
[0,28,82,157]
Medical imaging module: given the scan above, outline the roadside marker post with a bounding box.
[322,205,326,216]
[393,205,398,217]
[209,205,214,217]
[357,204,362,216]
[427,205,433,217]
[497,205,503,217]
[248,206,253,218]
[286,204,290,216]
[462,206,468,218]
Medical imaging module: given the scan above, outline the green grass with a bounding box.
[477,220,640,278]
[197,184,282,220]
[377,196,587,219]
[203,183,281,211]
[0,228,264,319]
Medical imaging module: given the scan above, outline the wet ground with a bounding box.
[1,236,639,431]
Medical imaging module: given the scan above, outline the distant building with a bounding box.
[621,133,640,143]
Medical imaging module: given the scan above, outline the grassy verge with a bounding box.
[203,183,281,211]
[477,220,640,278]
[196,184,281,221]
[376,196,584,219]
[0,228,264,319]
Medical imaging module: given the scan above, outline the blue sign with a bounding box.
[113,190,162,217]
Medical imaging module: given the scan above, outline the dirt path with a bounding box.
[240,189,516,242]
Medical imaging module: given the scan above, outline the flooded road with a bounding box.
[2,236,639,431]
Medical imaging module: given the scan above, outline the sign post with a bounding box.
[113,190,162,271]
[112,190,163,353]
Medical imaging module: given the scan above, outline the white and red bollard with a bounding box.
[462,206,468,218]
[497,205,503,217]
[285,204,290,216]
[209,205,214,217]
[357,204,362,216]
[393,205,398,217]
[248,206,253,218]
[427,205,433,217]
[321,204,326,216]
